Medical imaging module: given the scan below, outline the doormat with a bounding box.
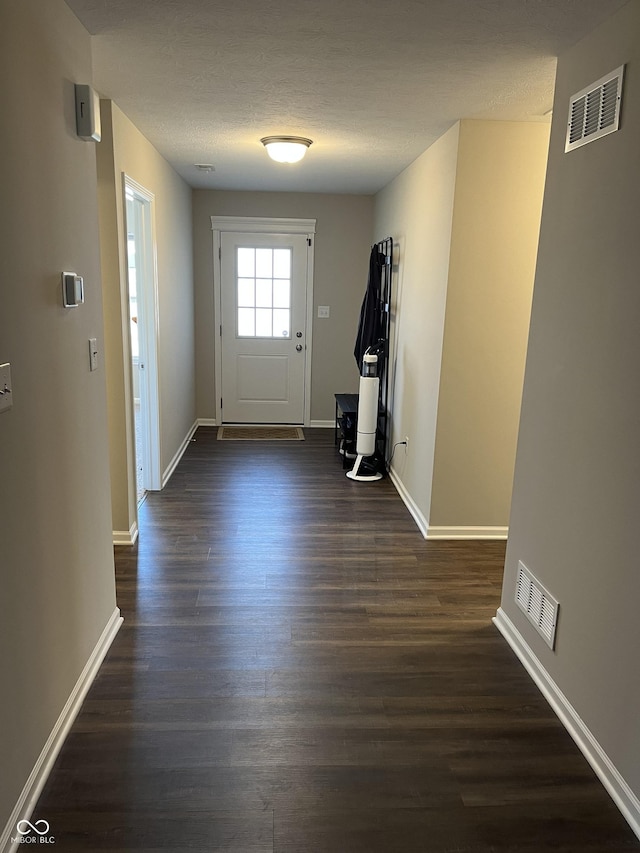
[217,426,304,441]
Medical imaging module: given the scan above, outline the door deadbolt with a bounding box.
[296,331,302,338]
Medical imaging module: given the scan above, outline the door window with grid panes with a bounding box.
[236,247,292,338]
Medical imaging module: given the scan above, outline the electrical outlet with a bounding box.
[404,435,409,452]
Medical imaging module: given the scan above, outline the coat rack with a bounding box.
[350,236,393,473]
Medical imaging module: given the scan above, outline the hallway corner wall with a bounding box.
[374,118,549,538]
[373,124,461,532]
[0,0,118,839]
[430,119,550,531]
[500,1,640,826]
[97,101,196,539]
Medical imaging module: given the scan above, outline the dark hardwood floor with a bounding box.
[35,427,639,851]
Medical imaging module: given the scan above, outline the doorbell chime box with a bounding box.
[75,84,101,142]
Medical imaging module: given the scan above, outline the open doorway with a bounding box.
[124,176,161,502]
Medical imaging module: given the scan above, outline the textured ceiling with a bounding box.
[64,0,628,193]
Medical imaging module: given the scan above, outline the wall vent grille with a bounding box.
[565,65,624,152]
[515,561,559,649]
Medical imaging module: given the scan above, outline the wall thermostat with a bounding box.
[62,272,84,308]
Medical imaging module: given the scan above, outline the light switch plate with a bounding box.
[89,338,98,372]
[0,362,13,414]
[317,305,330,318]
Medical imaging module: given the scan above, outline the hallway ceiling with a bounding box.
[65,0,628,194]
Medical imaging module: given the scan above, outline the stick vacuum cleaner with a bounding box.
[346,341,385,482]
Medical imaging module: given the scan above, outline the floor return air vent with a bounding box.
[515,561,559,650]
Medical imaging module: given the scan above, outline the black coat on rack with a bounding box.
[350,238,393,472]
[353,244,387,369]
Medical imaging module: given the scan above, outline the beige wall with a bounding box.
[430,120,549,528]
[98,101,195,537]
[373,124,461,529]
[374,120,548,536]
[0,0,117,835]
[192,191,374,423]
[501,0,640,807]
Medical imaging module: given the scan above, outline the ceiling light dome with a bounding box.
[261,136,313,163]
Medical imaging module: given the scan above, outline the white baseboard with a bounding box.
[113,421,203,547]
[388,468,508,540]
[427,525,508,539]
[388,466,429,537]
[1,608,123,853]
[493,607,640,842]
[196,418,218,427]
[162,420,198,487]
[113,521,138,547]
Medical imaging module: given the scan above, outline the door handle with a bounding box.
[296,344,303,352]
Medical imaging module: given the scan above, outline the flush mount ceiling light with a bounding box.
[260,136,313,163]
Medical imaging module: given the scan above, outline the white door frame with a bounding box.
[123,174,161,493]
[211,216,316,426]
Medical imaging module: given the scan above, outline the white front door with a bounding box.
[220,231,310,424]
